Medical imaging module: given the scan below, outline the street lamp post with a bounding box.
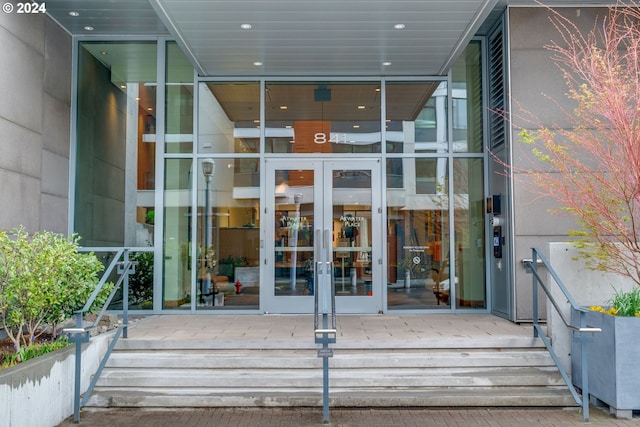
[290,193,303,293]
[201,158,215,304]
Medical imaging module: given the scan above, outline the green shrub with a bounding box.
[1,336,71,369]
[129,251,154,307]
[0,226,107,357]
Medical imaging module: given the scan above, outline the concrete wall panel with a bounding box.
[44,18,71,103]
[0,14,70,233]
[42,93,71,157]
[41,149,68,197]
[512,235,558,321]
[0,169,40,230]
[509,7,604,51]
[0,118,42,177]
[508,6,609,321]
[0,27,44,133]
[40,193,68,234]
[509,49,571,130]
[512,175,579,236]
[0,3,44,54]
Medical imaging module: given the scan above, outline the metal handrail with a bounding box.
[313,229,337,424]
[523,248,601,422]
[63,247,148,423]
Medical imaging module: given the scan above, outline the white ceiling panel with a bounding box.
[45,0,508,76]
[153,0,498,76]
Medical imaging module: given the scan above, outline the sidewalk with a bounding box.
[57,407,639,427]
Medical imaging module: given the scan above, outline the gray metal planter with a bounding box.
[571,308,640,419]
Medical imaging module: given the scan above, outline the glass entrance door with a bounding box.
[265,159,381,313]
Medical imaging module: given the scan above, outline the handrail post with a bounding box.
[313,229,337,425]
[65,247,148,423]
[532,249,539,338]
[123,249,130,339]
[524,248,600,422]
[72,312,82,423]
[579,310,590,421]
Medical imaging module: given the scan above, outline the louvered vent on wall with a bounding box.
[488,23,506,149]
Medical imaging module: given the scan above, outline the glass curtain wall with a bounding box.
[264,82,381,154]
[162,42,194,309]
[75,41,157,310]
[75,41,157,247]
[75,38,487,313]
[385,82,451,309]
[196,82,261,310]
[195,157,260,310]
[451,40,486,308]
[386,40,486,310]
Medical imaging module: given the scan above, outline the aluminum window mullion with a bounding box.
[68,36,79,236]
[154,39,167,312]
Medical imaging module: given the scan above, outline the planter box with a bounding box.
[0,332,112,427]
[571,308,640,419]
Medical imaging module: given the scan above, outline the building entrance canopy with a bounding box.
[45,0,499,76]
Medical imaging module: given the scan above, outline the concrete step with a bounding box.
[86,340,577,409]
[94,366,565,388]
[86,386,577,408]
[105,349,557,369]
[114,337,545,351]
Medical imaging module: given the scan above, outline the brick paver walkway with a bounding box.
[57,407,639,427]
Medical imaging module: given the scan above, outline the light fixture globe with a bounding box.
[202,158,215,180]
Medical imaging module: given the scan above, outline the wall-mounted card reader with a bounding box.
[493,225,503,258]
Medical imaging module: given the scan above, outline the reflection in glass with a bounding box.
[333,170,373,297]
[166,42,194,154]
[265,82,381,154]
[198,82,260,154]
[452,40,483,153]
[106,249,155,311]
[453,158,486,308]
[163,158,192,309]
[385,81,448,154]
[386,158,451,309]
[197,158,260,310]
[75,41,157,248]
[274,170,315,296]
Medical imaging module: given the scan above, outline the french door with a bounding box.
[264,159,382,313]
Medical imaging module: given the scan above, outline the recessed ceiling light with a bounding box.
[353,125,360,129]
[240,23,252,30]
[394,23,406,30]
[382,61,392,66]
[135,97,140,101]
[357,105,366,110]
[100,51,108,55]
[280,105,288,110]
[69,11,79,17]
[120,85,126,89]
[147,107,153,111]
[83,26,94,31]
[253,61,263,66]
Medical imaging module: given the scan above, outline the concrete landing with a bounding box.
[121,313,541,349]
